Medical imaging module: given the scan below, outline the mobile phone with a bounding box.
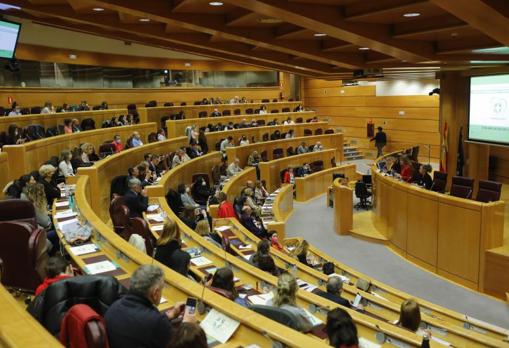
[185,297,197,316]
[352,293,362,308]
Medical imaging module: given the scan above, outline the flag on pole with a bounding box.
[457,126,465,176]
[440,122,448,172]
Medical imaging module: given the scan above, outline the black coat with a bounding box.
[41,178,61,204]
[314,289,351,308]
[105,292,172,348]
[124,189,148,218]
[154,240,191,276]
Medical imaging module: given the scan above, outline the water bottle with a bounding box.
[421,332,430,348]
[68,192,75,212]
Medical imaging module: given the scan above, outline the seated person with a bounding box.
[157,129,167,141]
[137,163,153,187]
[124,178,149,218]
[254,180,269,205]
[267,118,278,126]
[80,143,96,164]
[416,164,433,190]
[178,184,199,209]
[247,150,261,167]
[395,299,425,335]
[187,143,203,159]
[239,135,249,146]
[220,136,234,153]
[399,156,413,183]
[268,272,314,332]
[179,207,200,230]
[297,141,308,154]
[240,206,267,239]
[270,232,283,251]
[35,256,73,296]
[283,117,294,125]
[313,141,323,152]
[6,174,35,199]
[208,267,248,307]
[191,176,211,205]
[259,104,268,114]
[144,153,161,178]
[58,149,74,178]
[243,188,261,216]
[172,148,191,168]
[131,131,144,147]
[111,135,124,153]
[270,130,281,140]
[285,129,295,139]
[195,219,222,248]
[38,164,61,204]
[227,158,242,177]
[63,119,73,134]
[283,167,295,185]
[250,239,279,276]
[211,108,221,117]
[326,308,359,348]
[293,240,310,267]
[217,192,237,219]
[105,265,191,348]
[315,276,350,308]
[155,219,191,277]
[168,322,207,348]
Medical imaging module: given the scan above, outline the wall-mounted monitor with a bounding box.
[469,74,509,146]
[0,19,21,59]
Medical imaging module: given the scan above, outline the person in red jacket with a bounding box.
[217,192,236,219]
[399,156,413,183]
[111,135,124,153]
[35,256,73,296]
[283,167,295,185]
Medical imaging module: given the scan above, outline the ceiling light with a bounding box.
[92,7,104,12]
[314,33,327,37]
[184,62,192,67]
[451,32,458,37]
[403,12,421,17]
[258,17,283,24]
[139,18,150,22]
[358,47,370,51]
[209,1,223,6]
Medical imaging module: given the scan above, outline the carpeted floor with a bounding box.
[286,194,509,328]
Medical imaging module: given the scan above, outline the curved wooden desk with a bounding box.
[4,123,157,181]
[77,136,189,221]
[144,101,301,123]
[0,108,128,134]
[165,111,315,138]
[295,164,358,202]
[372,153,505,292]
[333,179,354,235]
[260,149,337,192]
[226,133,344,168]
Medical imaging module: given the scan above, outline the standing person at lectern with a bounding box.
[370,127,387,157]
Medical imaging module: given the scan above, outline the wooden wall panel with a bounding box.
[303,78,440,161]
[0,153,10,197]
[0,87,281,109]
[490,146,509,184]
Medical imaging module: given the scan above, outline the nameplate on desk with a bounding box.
[55,201,69,208]
[146,214,164,222]
[214,225,231,233]
[85,260,118,275]
[151,224,164,232]
[70,244,98,256]
[191,256,212,267]
[55,210,77,219]
[200,309,240,344]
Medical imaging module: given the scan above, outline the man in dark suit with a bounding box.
[370,126,387,158]
[124,178,149,218]
[240,206,267,239]
[315,276,351,308]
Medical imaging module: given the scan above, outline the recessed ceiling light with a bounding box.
[258,17,283,24]
[139,18,150,22]
[358,47,370,51]
[451,32,458,37]
[184,62,192,67]
[92,7,104,12]
[403,12,421,18]
[314,33,327,37]
[209,1,224,6]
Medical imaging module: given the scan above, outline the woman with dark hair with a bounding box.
[5,124,25,145]
[396,299,424,334]
[63,119,73,134]
[198,130,208,154]
[168,323,207,348]
[250,239,279,276]
[6,174,35,199]
[326,308,359,348]
[209,267,248,307]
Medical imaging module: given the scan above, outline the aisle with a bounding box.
[285,194,509,328]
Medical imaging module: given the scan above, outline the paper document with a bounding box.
[214,225,231,232]
[238,244,251,250]
[147,205,159,212]
[247,292,274,306]
[57,218,79,231]
[191,256,213,267]
[358,337,381,348]
[70,244,98,256]
[302,309,323,327]
[146,214,164,222]
[151,224,164,232]
[85,261,117,275]
[200,309,240,344]
[431,336,451,346]
[55,201,69,207]
[55,210,77,219]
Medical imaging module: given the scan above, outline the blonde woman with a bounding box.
[39,164,61,203]
[293,239,310,267]
[269,272,313,332]
[26,183,51,229]
[58,149,74,178]
[81,143,94,163]
[195,219,222,248]
[154,219,191,277]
